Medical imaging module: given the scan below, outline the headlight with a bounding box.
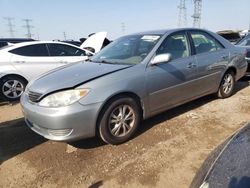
[39,89,89,107]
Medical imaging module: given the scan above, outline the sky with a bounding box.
[0,0,250,41]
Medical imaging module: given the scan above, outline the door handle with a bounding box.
[187,62,196,69]
[221,55,228,60]
[60,61,68,64]
[14,61,26,64]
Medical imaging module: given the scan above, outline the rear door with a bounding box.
[47,43,88,64]
[146,31,198,114]
[188,30,229,95]
[9,44,60,80]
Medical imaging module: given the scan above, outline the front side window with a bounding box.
[48,44,86,56]
[91,34,162,65]
[190,31,224,54]
[156,32,190,60]
[9,44,49,56]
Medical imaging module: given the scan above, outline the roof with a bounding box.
[2,40,83,51]
[129,28,212,36]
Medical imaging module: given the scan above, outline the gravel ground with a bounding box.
[1,79,250,188]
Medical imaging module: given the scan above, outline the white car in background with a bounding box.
[0,32,107,101]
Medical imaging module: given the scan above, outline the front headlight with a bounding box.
[39,89,89,107]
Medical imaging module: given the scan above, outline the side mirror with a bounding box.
[151,53,171,65]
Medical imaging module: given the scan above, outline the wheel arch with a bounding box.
[95,91,144,134]
[0,74,28,84]
[226,66,237,76]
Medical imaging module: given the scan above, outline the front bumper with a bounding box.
[20,93,102,142]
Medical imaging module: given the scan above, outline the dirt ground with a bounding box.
[1,79,250,188]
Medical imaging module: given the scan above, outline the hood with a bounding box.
[80,32,107,53]
[28,62,131,95]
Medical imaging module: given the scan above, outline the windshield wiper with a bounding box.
[94,60,114,64]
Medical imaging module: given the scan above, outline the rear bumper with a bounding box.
[20,93,102,142]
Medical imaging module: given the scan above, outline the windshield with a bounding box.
[90,34,162,65]
[237,34,250,46]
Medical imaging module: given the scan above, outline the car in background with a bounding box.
[0,38,36,48]
[236,33,250,72]
[0,41,95,101]
[21,28,247,145]
[61,40,82,47]
[0,32,107,101]
[217,30,242,44]
[191,123,250,188]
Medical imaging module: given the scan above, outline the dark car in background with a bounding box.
[0,38,36,48]
[191,123,250,188]
[237,34,250,72]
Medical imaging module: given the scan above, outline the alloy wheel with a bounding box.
[2,80,24,99]
[108,105,135,137]
[222,74,234,95]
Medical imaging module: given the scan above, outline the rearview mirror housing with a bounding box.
[151,53,171,65]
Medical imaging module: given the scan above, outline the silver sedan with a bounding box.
[21,28,247,145]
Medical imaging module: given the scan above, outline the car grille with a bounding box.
[28,91,43,103]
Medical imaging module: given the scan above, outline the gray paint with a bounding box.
[21,28,248,142]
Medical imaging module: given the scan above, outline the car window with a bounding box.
[237,34,250,46]
[190,31,224,54]
[48,44,86,56]
[9,44,49,56]
[156,32,190,60]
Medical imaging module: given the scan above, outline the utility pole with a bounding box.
[121,22,126,34]
[3,17,15,37]
[178,0,187,27]
[22,19,34,38]
[63,32,67,40]
[249,17,250,30]
[192,0,202,28]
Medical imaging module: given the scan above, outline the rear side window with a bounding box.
[190,31,224,54]
[9,44,49,56]
[48,44,86,56]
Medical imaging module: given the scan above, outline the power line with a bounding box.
[178,0,187,27]
[3,17,15,37]
[22,19,34,38]
[192,0,202,28]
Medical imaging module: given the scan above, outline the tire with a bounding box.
[0,75,27,101]
[216,71,235,99]
[98,96,141,145]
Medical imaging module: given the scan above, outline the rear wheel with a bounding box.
[0,76,27,101]
[98,97,141,145]
[217,71,235,98]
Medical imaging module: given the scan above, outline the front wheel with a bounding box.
[98,97,141,145]
[0,76,27,101]
[216,71,235,98]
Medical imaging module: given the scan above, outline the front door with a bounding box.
[146,31,198,114]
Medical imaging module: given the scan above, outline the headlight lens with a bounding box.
[39,89,89,107]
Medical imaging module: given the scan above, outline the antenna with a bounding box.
[22,19,34,38]
[178,0,187,27]
[3,17,15,37]
[192,0,202,28]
